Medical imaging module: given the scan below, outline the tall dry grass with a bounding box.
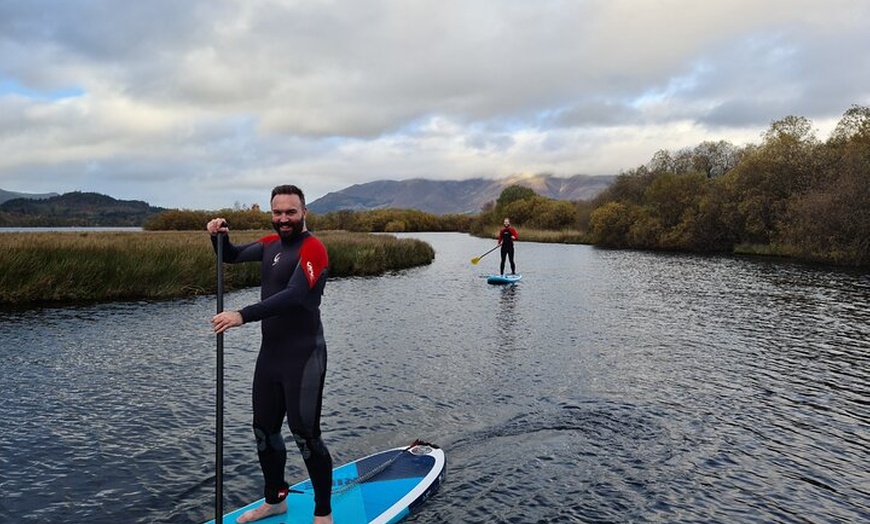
[0,230,433,305]
[475,227,589,244]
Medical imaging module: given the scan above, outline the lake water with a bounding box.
[1,232,867,523]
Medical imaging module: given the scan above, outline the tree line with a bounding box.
[142,206,475,232]
[585,105,869,266]
[0,191,164,227]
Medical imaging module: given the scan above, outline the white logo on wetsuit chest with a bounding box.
[272,253,281,266]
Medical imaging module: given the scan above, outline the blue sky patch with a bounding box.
[0,78,84,100]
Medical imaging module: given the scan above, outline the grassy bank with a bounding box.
[516,228,589,244]
[474,227,590,244]
[0,230,434,306]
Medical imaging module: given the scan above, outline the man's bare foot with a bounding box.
[235,500,287,523]
[313,514,333,524]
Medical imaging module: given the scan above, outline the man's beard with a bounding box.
[273,220,304,241]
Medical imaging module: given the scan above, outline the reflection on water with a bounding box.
[495,285,529,353]
[0,233,867,523]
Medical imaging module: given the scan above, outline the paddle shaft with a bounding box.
[215,230,225,523]
[472,244,500,264]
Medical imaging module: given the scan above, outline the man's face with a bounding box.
[271,193,306,240]
[503,219,510,227]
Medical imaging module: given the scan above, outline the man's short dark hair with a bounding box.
[271,185,306,207]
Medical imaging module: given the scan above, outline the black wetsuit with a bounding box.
[498,226,518,275]
[213,230,333,516]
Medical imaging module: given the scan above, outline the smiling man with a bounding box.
[207,184,334,524]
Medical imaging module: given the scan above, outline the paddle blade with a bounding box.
[471,257,481,265]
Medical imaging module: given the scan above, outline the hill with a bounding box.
[308,174,613,215]
[0,191,166,227]
[0,189,59,205]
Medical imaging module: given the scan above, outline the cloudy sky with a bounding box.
[1,0,868,210]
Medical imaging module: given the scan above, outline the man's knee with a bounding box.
[253,426,286,453]
[292,433,328,460]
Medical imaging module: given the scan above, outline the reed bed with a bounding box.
[477,227,590,244]
[516,228,589,244]
[0,230,434,306]
[320,231,435,276]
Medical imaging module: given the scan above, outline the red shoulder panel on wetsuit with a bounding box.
[299,236,329,289]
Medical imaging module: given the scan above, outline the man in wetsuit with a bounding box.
[208,184,333,524]
[498,217,519,275]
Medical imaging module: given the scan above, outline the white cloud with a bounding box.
[0,0,868,209]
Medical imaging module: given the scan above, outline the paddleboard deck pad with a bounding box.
[487,273,522,285]
[204,440,445,524]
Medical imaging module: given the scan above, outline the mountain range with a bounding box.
[0,174,614,226]
[308,174,614,215]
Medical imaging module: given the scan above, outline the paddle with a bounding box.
[214,223,227,524]
[471,244,499,265]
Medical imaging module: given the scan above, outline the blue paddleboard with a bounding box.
[487,273,522,285]
[204,441,445,524]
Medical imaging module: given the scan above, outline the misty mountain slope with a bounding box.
[308,174,613,214]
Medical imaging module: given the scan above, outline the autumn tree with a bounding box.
[777,105,870,265]
[722,115,821,244]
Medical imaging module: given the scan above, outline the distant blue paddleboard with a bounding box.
[487,273,522,285]
[204,441,445,524]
